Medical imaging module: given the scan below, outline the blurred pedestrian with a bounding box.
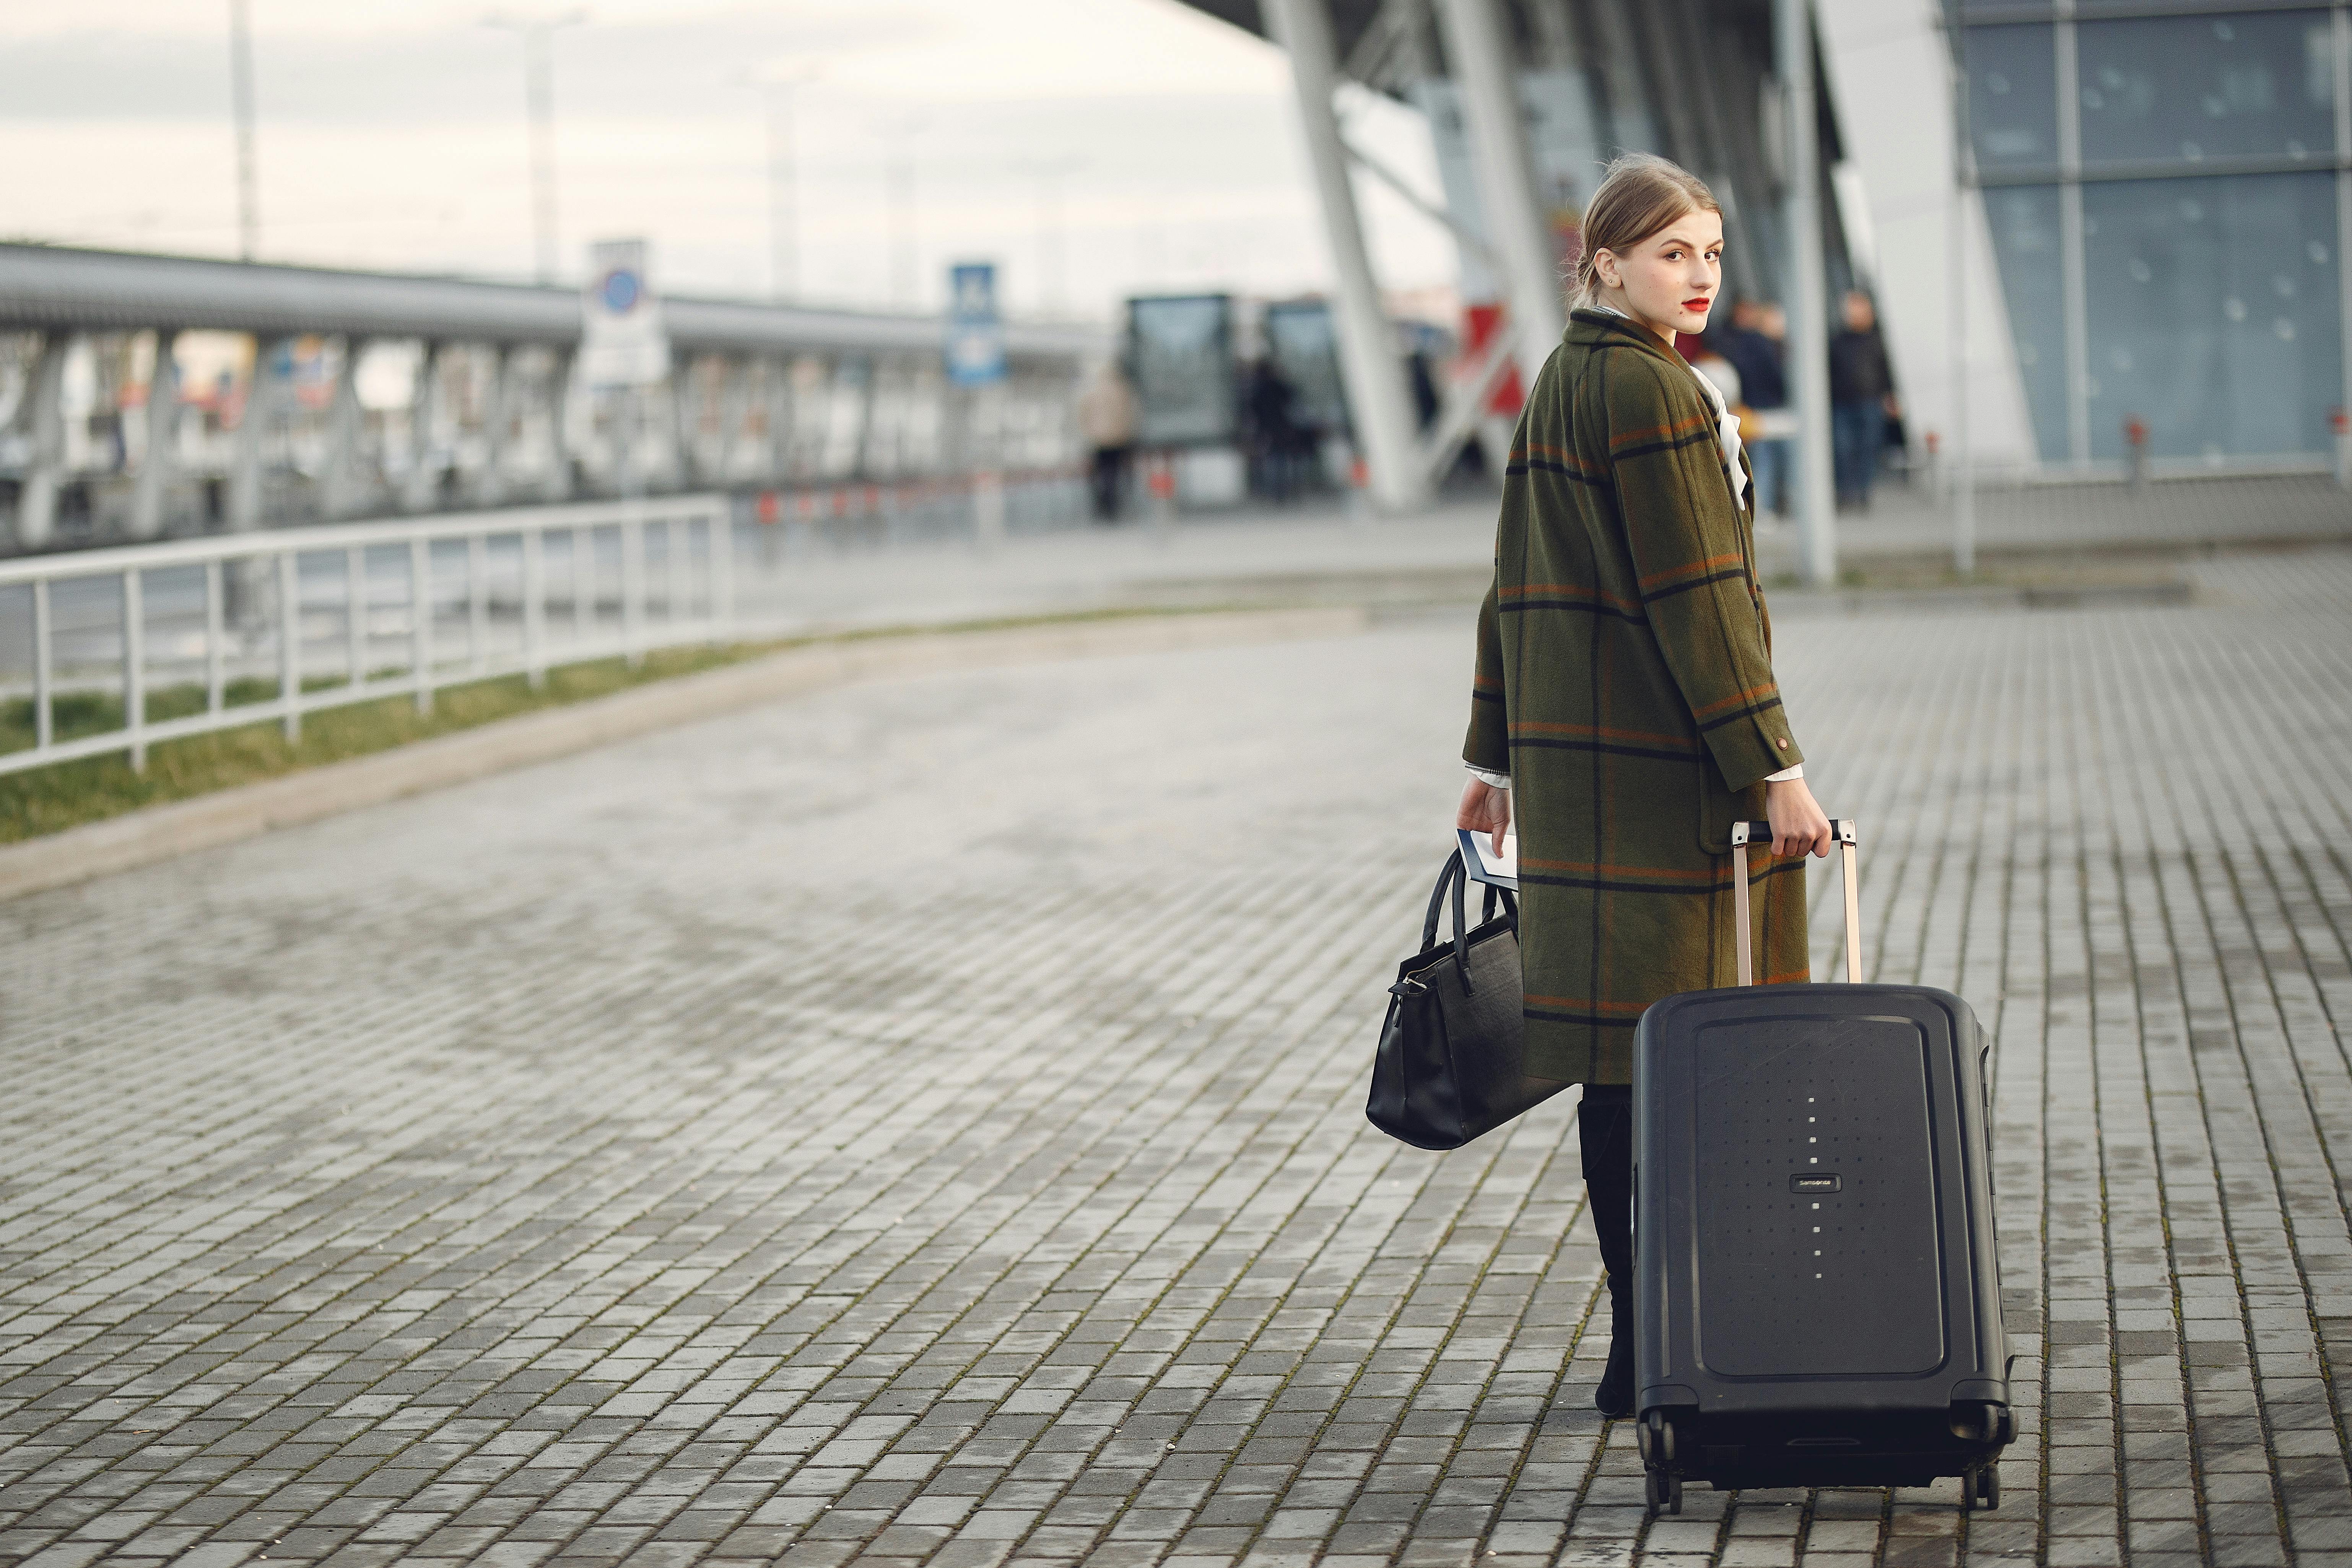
[1829,291,1896,512]
[1077,360,1140,524]
[1688,341,1743,416]
[1456,153,1831,1422]
[1409,346,1440,432]
[1247,358,1304,503]
[1717,299,1791,518]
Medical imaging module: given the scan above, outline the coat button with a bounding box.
[1776,737,1789,749]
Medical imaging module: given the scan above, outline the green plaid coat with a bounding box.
[1464,309,1810,1085]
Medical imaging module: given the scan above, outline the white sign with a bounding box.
[581,237,670,389]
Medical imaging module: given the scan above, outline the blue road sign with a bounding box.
[945,261,1006,387]
[599,268,642,314]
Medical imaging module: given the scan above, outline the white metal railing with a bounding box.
[0,496,734,778]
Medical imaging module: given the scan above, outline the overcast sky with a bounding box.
[0,0,1459,321]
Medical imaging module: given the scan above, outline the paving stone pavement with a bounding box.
[2,547,2349,1568]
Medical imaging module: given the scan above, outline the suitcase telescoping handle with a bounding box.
[1729,818,1861,987]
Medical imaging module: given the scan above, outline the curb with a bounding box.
[0,605,1369,904]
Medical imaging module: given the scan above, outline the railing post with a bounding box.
[573,525,593,648]
[411,537,434,716]
[122,568,148,772]
[667,513,690,634]
[522,526,547,690]
[278,549,302,743]
[709,501,735,642]
[467,531,489,676]
[346,544,367,689]
[31,579,54,752]
[622,515,645,669]
[204,560,225,714]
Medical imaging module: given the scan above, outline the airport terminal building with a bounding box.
[1184,0,2352,483]
[1964,3,2346,468]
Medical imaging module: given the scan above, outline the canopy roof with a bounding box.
[0,244,1103,363]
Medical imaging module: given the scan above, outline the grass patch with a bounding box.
[0,603,1249,846]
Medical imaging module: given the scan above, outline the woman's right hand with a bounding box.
[1765,776,1833,858]
[1456,778,1511,855]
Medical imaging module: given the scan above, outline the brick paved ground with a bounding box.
[2,547,2349,1568]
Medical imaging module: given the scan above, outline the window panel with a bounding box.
[1964,24,2060,171]
[2080,172,2341,459]
[2077,11,2336,169]
[1981,184,2072,462]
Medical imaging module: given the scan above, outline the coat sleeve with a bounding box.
[1462,577,1509,774]
[1605,355,1802,791]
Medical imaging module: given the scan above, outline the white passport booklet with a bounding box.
[1456,828,1519,891]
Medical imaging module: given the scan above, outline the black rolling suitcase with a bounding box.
[1633,820,2013,1514]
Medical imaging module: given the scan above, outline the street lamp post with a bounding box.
[1777,0,1838,588]
[879,117,927,309]
[747,63,821,303]
[229,0,259,260]
[485,9,586,286]
[1014,156,1083,317]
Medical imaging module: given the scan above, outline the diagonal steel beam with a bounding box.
[1418,322,1521,486]
[1340,136,1501,265]
[1342,0,1430,90]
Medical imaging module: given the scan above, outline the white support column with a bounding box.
[1433,0,1567,376]
[15,332,70,550]
[543,348,577,501]
[402,341,444,513]
[671,353,703,489]
[850,358,884,481]
[765,356,795,481]
[321,334,369,520]
[231,333,292,533]
[2336,7,2352,459]
[717,355,754,483]
[130,329,179,540]
[1778,0,1838,587]
[477,344,515,507]
[1263,0,1431,515]
[2055,8,2089,466]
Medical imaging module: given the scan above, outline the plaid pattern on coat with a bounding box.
[1464,309,1811,1085]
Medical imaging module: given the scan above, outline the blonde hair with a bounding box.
[1572,153,1721,307]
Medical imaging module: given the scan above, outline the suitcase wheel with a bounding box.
[1962,1463,2000,1511]
[1641,1409,1677,1467]
[1640,1411,1682,1516]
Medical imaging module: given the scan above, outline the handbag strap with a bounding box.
[1422,849,1465,952]
[1450,855,1474,992]
[1420,850,1516,997]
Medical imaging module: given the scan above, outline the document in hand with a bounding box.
[1456,828,1518,891]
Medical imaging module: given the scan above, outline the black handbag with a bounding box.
[1367,848,1569,1150]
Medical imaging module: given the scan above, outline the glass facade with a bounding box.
[2076,13,2334,169]
[1967,25,2059,169]
[1960,5,2348,466]
[1983,184,2072,459]
[2082,173,2341,458]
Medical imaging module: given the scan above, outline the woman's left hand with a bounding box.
[1456,778,1511,855]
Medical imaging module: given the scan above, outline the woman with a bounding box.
[1454,155,1834,1418]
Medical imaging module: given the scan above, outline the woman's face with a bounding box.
[1594,207,1724,341]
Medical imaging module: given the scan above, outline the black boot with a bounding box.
[1595,1286,1635,1417]
[1579,1086,1638,1418]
